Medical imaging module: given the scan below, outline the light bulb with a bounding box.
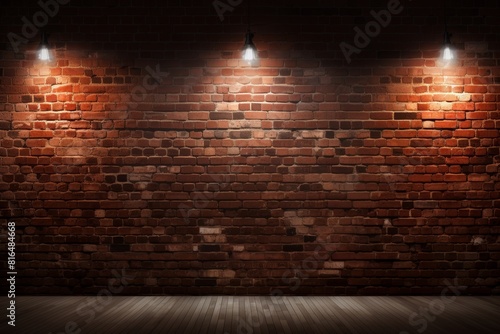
[38,46,50,61]
[243,46,256,62]
[442,46,454,60]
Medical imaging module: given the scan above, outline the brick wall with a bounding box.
[0,0,499,295]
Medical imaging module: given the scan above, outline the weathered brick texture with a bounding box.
[0,0,499,295]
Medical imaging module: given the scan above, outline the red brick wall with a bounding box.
[0,0,499,295]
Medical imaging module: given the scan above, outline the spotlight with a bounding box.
[441,0,454,61]
[242,30,257,63]
[38,32,51,61]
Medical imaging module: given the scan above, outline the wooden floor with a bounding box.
[1,296,499,334]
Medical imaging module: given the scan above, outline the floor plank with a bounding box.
[1,296,499,334]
